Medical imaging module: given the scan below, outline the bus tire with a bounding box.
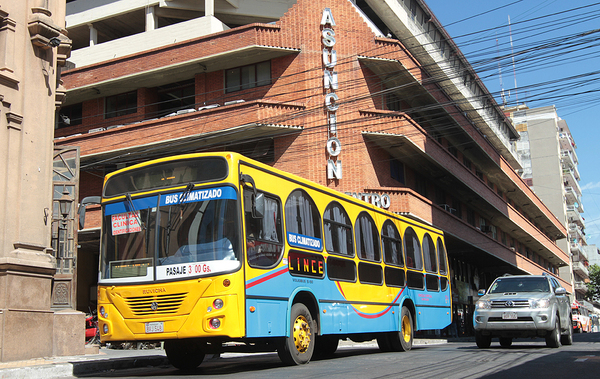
[313,335,338,359]
[277,303,315,365]
[165,339,205,370]
[388,306,414,352]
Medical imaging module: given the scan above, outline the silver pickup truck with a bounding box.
[473,274,572,348]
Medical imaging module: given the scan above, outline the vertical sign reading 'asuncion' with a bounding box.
[322,8,342,180]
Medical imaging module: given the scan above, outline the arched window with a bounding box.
[422,234,437,273]
[355,212,380,262]
[323,202,353,256]
[404,227,422,270]
[382,220,403,267]
[285,189,322,250]
[437,237,448,275]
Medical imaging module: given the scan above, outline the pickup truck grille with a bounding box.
[491,299,530,308]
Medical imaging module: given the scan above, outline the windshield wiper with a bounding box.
[125,193,146,230]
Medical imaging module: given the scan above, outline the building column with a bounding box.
[205,0,214,17]
[145,5,157,31]
[88,23,97,46]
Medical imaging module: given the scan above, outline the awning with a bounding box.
[64,45,300,105]
[80,123,302,168]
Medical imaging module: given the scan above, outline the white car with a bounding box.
[473,274,572,348]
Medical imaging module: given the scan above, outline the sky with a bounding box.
[425,0,600,247]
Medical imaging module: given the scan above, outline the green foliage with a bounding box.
[586,264,600,301]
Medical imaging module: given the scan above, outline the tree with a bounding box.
[585,264,600,302]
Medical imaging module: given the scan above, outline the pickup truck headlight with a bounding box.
[531,298,550,309]
[475,300,492,310]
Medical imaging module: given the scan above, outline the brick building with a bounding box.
[58,0,569,335]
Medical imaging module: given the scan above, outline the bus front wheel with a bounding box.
[278,303,316,365]
[165,339,205,370]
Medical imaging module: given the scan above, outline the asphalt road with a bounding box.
[79,333,600,378]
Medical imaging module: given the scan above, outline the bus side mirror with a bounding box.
[78,196,101,229]
[478,289,486,296]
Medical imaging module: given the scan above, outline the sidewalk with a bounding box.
[0,346,169,379]
[0,338,467,378]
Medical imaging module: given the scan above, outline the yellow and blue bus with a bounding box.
[85,152,451,368]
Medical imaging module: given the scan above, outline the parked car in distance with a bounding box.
[473,274,572,348]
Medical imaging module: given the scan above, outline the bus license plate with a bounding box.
[502,312,518,320]
[145,322,164,333]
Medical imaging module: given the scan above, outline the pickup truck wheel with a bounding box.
[561,320,573,345]
[499,337,512,347]
[545,318,561,348]
[475,332,492,348]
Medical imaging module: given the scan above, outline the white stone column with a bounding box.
[145,5,157,31]
[205,0,214,17]
[88,23,97,46]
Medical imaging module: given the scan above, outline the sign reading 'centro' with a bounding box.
[322,8,342,180]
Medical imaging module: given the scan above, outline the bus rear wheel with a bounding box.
[278,303,315,365]
[380,306,413,352]
[165,339,205,370]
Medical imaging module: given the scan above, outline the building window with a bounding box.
[225,61,271,93]
[390,158,404,183]
[58,103,83,128]
[157,79,195,117]
[105,91,137,119]
[415,174,428,198]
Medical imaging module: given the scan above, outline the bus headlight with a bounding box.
[100,306,107,318]
[103,324,109,334]
[213,299,223,310]
[209,318,221,329]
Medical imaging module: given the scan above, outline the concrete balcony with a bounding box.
[559,132,576,153]
[68,16,230,68]
[565,186,581,205]
[567,205,585,228]
[561,150,577,169]
[572,261,589,277]
[574,281,588,293]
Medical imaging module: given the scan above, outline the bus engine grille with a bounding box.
[125,293,188,316]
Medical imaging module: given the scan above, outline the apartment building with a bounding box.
[506,105,588,301]
[58,0,569,335]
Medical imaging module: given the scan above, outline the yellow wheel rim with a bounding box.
[401,314,412,343]
[292,315,311,353]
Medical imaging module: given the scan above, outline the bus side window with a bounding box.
[245,189,283,268]
[355,212,380,262]
[437,237,449,291]
[423,234,437,273]
[404,227,422,270]
[381,220,403,267]
[323,201,353,256]
[285,189,322,241]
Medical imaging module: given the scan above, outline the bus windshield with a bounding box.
[100,186,241,283]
